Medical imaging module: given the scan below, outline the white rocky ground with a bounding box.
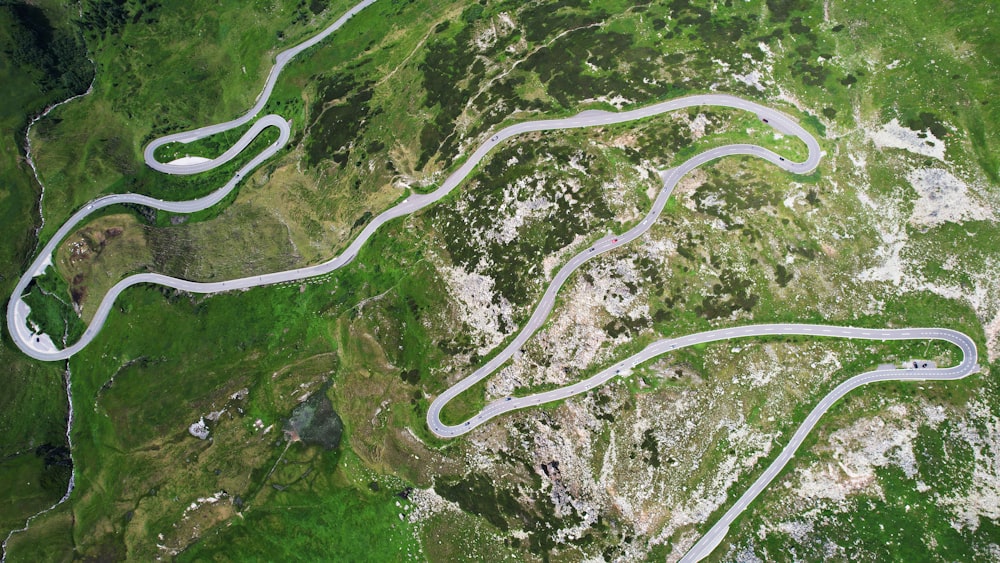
[407,487,461,525]
[793,406,918,503]
[483,173,560,245]
[438,263,515,355]
[487,255,651,397]
[411,42,1000,556]
[714,41,777,94]
[849,119,1000,358]
[866,118,947,161]
[432,139,658,375]
[419,127,1000,556]
[729,390,1000,559]
[942,398,1000,532]
[471,11,517,51]
[907,167,994,228]
[413,337,853,559]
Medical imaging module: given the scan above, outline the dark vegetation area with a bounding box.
[410,0,865,181]
[691,173,777,226]
[774,264,793,287]
[32,443,72,494]
[520,28,661,109]
[694,268,759,320]
[79,0,133,39]
[431,139,614,309]
[3,3,91,97]
[79,0,323,41]
[284,385,344,450]
[641,428,661,468]
[0,0,98,541]
[416,14,478,169]
[435,468,602,558]
[305,69,377,168]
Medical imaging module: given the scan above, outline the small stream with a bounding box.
[2,45,95,561]
[1,364,76,562]
[21,60,96,258]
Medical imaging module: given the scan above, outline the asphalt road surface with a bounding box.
[5,0,981,560]
[7,14,821,362]
[430,322,978,560]
[676,326,978,561]
[8,94,818,360]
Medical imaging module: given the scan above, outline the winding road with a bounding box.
[5,1,981,561]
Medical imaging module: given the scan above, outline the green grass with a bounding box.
[1,505,74,563]
[831,1,998,180]
[0,453,63,536]
[4,0,999,559]
[53,212,154,322]
[135,124,283,205]
[29,0,359,245]
[3,215,453,557]
[178,448,419,562]
[0,0,91,542]
[20,280,348,557]
[436,377,488,428]
[152,121,254,163]
[21,267,86,346]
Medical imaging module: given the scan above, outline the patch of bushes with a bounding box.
[4,3,92,95]
[694,268,758,319]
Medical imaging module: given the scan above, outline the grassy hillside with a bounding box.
[3,0,998,560]
[0,0,91,540]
